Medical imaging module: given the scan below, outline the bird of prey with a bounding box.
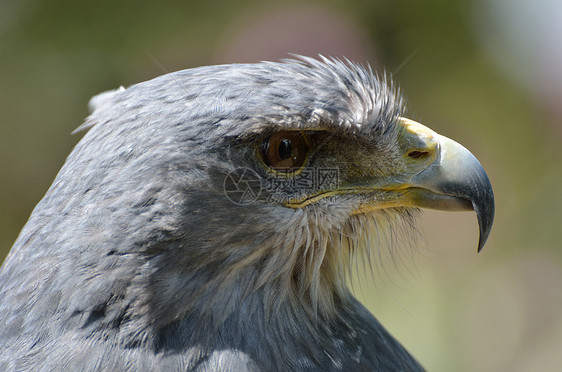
[0,56,494,371]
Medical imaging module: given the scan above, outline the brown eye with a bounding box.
[260,131,309,172]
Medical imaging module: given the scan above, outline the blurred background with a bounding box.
[1,0,560,370]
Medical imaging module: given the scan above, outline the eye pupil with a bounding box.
[278,139,292,160]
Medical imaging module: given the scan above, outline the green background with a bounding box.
[1,0,561,370]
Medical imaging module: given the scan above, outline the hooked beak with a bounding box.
[395,118,495,252]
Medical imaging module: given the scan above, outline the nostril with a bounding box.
[408,150,430,159]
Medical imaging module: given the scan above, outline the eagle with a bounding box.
[0,56,494,371]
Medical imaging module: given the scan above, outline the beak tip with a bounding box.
[474,190,495,253]
[477,236,486,253]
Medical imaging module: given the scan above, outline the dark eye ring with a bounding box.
[259,131,309,172]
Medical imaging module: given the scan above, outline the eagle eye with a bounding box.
[260,131,309,172]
